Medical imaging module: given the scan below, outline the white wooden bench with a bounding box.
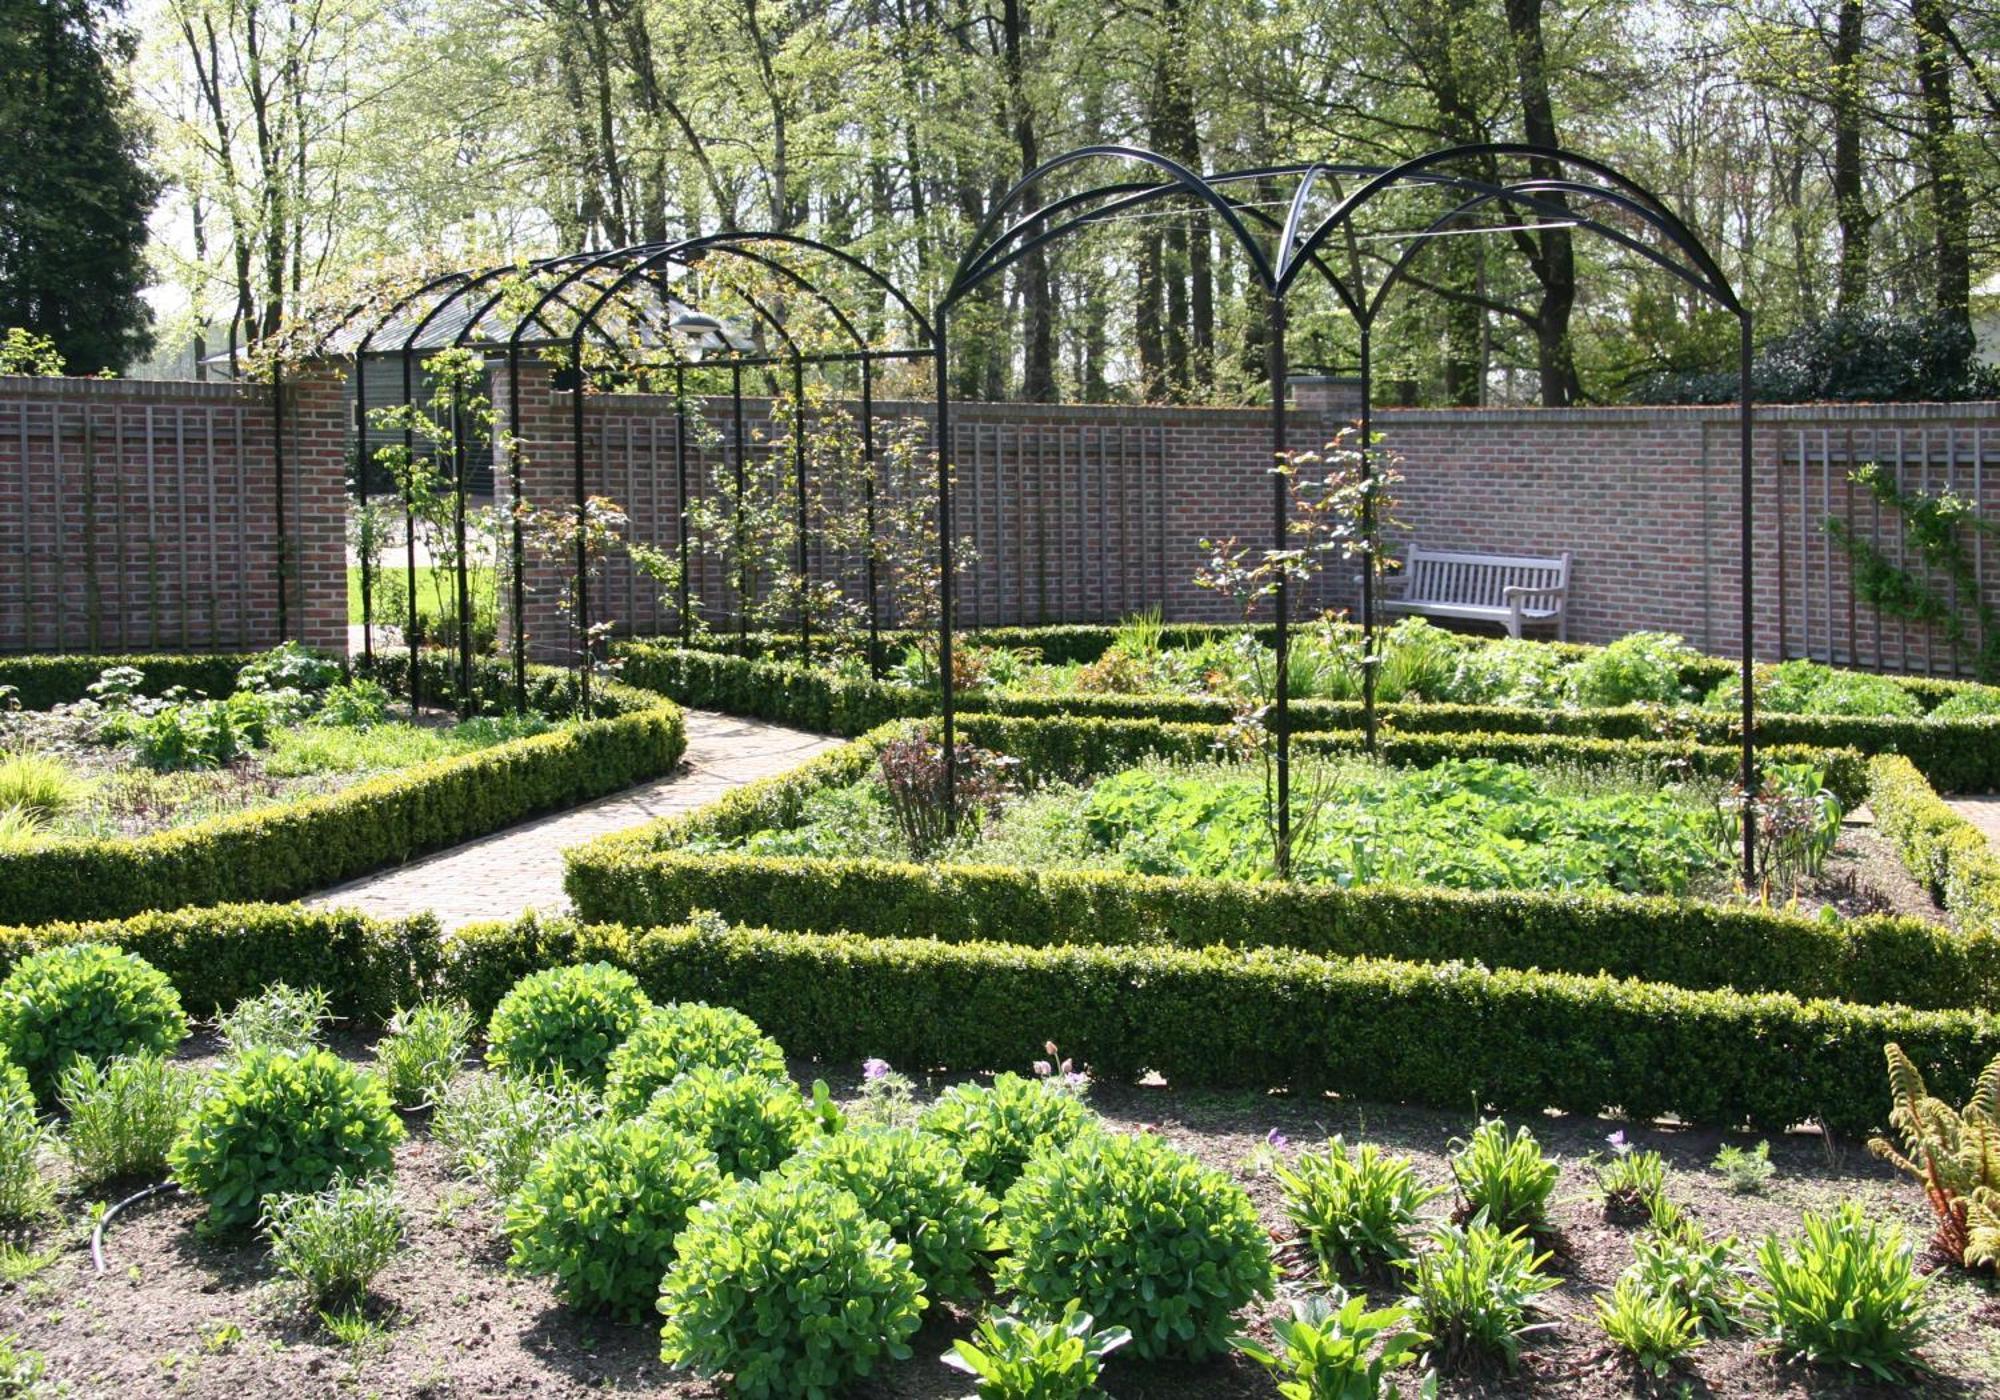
[1382,545,1572,640]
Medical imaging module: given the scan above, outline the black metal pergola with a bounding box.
[934,143,1762,875]
[314,233,934,713]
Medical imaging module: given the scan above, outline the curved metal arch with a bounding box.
[673,229,938,347]
[1281,143,1739,310]
[566,244,810,368]
[946,145,1286,305]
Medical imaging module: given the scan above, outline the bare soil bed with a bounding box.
[5,1035,1997,1400]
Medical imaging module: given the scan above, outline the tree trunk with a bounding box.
[1503,0,1580,407]
[1911,0,1970,330]
[1831,0,1870,313]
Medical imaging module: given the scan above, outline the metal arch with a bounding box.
[1361,181,1734,325]
[1281,143,1740,309]
[673,230,938,348]
[946,145,1286,303]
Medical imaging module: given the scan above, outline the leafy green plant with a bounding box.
[373,999,472,1109]
[996,1130,1275,1361]
[0,942,188,1103]
[236,642,343,698]
[0,1330,47,1393]
[1233,1290,1432,1400]
[216,981,331,1058]
[782,1125,997,1301]
[264,1176,406,1308]
[504,1114,723,1321]
[1928,689,2000,720]
[1566,631,1697,707]
[1625,1216,1741,1335]
[1276,1136,1446,1281]
[601,1002,787,1118]
[918,1072,1098,1196]
[1868,1042,2000,1269]
[431,1068,598,1197]
[314,679,392,729]
[57,1052,198,1184]
[1447,1120,1559,1233]
[0,751,86,819]
[169,1047,403,1229]
[0,806,45,854]
[659,1173,927,1396]
[483,962,652,1089]
[0,1068,52,1222]
[1401,1216,1559,1372]
[1595,1141,1669,1225]
[942,1302,1131,1399]
[1595,1277,1702,1378]
[641,1065,815,1178]
[1712,1140,1776,1194]
[1749,1200,1932,1381]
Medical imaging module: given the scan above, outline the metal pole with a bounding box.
[732,365,749,652]
[355,355,373,664]
[572,354,590,713]
[507,345,526,713]
[862,357,880,676]
[936,311,957,820]
[452,378,473,714]
[1739,312,1757,880]
[401,351,421,715]
[1267,292,1290,875]
[1359,319,1377,754]
[793,355,810,664]
[674,365,691,646]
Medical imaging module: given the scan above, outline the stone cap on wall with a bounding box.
[0,374,259,404]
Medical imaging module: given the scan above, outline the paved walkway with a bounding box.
[1948,795,2000,854]
[305,710,840,928]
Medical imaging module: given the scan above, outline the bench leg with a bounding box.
[1506,613,1522,640]
[1557,614,1567,643]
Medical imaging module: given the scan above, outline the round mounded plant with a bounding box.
[602,1002,786,1119]
[642,1065,816,1178]
[779,1126,997,1301]
[504,1115,725,1322]
[917,1072,1095,1195]
[0,943,188,1103]
[168,1047,403,1229]
[659,1174,926,1398]
[997,1130,1276,1361]
[483,962,652,1089]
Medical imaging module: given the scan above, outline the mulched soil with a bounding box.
[5,1041,1998,1399]
[1791,823,1949,926]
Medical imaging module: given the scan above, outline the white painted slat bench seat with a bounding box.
[1383,545,1572,640]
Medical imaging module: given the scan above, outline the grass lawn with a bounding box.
[347,564,497,627]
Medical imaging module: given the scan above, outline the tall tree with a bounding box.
[0,0,156,372]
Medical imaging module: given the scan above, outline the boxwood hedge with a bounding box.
[1869,754,2000,936]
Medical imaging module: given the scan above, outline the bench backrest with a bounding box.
[1399,546,1570,607]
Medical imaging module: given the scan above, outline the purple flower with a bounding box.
[862,1058,891,1081]
[1032,1060,1053,1078]
[1266,1129,1290,1150]
[1606,1130,1630,1155]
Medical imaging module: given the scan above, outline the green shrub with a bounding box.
[1232,1292,1430,1400]
[1712,1141,1776,1194]
[1929,689,2000,720]
[484,962,652,1089]
[658,1173,927,1397]
[781,1126,997,1301]
[1403,1217,1559,1372]
[0,943,187,1102]
[216,981,330,1058]
[1869,753,2000,936]
[601,1002,786,1118]
[264,1176,405,1308]
[57,1052,197,1184]
[169,1048,403,1229]
[373,1000,472,1108]
[1595,1277,1702,1378]
[996,1131,1274,1361]
[0,752,86,820]
[918,1072,1095,1196]
[1750,1201,1931,1382]
[0,1070,51,1222]
[942,1303,1131,1400]
[504,1114,723,1322]
[1448,1120,1559,1233]
[431,1069,599,1198]
[1711,659,1924,719]
[1275,1136,1445,1281]
[641,1065,815,1178]
[1566,632,1697,707]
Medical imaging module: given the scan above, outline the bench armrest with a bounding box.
[1502,584,1567,606]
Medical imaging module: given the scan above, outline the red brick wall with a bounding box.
[0,373,348,657]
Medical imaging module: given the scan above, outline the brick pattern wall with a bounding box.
[0,374,348,657]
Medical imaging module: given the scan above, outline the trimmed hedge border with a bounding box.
[0,901,1981,1137]
[442,913,2000,1139]
[0,652,258,710]
[1869,754,2000,936]
[0,662,687,922]
[615,638,2000,790]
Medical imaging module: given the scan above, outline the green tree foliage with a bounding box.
[0,0,155,372]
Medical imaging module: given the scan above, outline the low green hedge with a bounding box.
[0,667,687,923]
[441,913,2000,1138]
[0,651,257,709]
[616,637,2000,790]
[1869,755,2000,937]
[0,904,437,1023]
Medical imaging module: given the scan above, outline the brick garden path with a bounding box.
[304,710,839,928]
[1948,796,2000,855]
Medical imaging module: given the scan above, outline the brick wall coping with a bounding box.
[0,374,259,404]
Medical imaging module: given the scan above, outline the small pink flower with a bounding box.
[862,1058,891,1081]
[1032,1060,1053,1078]
[1266,1129,1290,1150]
[1606,1131,1630,1155]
